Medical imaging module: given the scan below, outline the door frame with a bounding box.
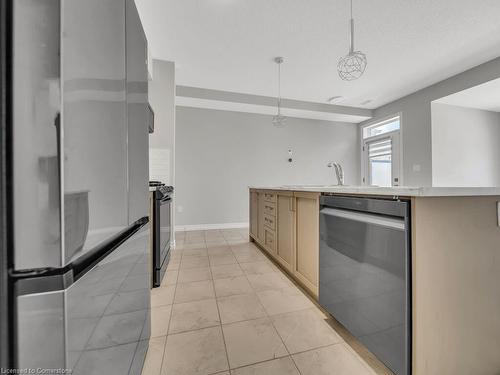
[360,113,404,186]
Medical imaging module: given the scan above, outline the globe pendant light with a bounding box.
[338,0,367,81]
[272,57,286,127]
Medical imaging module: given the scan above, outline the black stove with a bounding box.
[150,181,174,197]
[149,180,164,187]
[149,181,174,287]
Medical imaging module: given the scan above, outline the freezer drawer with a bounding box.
[319,196,411,375]
[16,221,150,375]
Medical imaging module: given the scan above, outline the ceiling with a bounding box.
[135,0,500,109]
[434,78,500,112]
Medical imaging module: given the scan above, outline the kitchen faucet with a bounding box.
[327,162,345,185]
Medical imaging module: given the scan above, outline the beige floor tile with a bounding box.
[230,243,258,252]
[210,263,244,280]
[214,276,253,298]
[170,252,182,261]
[151,285,176,307]
[232,251,266,264]
[182,242,207,250]
[271,309,343,354]
[341,343,380,374]
[141,336,166,375]
[209,254,237,266]
[240,261,277,275]
[169,299,220,334]
[257,287,313,316]
[166,261,180,271]
[184,232,205,239]
[177,267,212,284]
[205,233,225,239]
[180,256,209,270]
[292,343,376,375]
[207,246,233,256]
[217,293,267,324]
[182,248,208,257]
[222,317,288,369]
[174,280,215,304]
[205,241,229,248]
[246,272,293,292]
[160,270,179,287]
[184,237,206,245]
[151,305,172,337]
[231,357,300,375]
[225,238,248,245]
[161,326,229,375]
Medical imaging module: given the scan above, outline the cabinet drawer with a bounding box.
[263,201,276,216]
[264,229,276,252]
[263,192,277,203]
[263,214,276,231]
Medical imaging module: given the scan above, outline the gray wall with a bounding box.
[175,107,359,227]
[361,57,500,187]
[432,103,500,187]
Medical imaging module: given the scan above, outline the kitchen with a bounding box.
[1,1,500,375]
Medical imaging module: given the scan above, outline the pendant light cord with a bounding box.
[349,0,354,54]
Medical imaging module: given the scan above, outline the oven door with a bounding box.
[159,195,171,263]
[153,194,171,287]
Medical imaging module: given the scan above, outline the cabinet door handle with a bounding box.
[290,197,296,212]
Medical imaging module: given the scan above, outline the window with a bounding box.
[362,116,400,138]
[361,115,402,187]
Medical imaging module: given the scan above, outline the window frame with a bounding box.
[360,113,404,186]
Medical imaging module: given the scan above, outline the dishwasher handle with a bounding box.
[320,207,405,231]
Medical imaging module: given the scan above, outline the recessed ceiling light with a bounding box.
[327,96,344,104]
[360,99,373,105]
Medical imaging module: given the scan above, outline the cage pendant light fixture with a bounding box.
[272,57,286,127]
[338,0,367,81]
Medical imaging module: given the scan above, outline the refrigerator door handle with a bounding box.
[11,216,148,296]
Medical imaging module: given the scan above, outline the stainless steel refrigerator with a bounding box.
[1,0,151,373]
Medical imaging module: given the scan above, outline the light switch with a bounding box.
[412,164,421,172]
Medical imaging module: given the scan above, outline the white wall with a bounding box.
[149,59,175,185]
[431,103,500,187]
[361,57,500,187]
[175,107,360,228]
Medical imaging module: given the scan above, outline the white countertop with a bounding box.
[249,185,500,197]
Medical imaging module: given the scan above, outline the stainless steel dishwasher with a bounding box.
[319,195,411,375]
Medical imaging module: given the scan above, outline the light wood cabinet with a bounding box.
[249,190,259,238]
[249,188,319,298]
[293,192,319,297]
[257,192,266,243]
[276,192,295,272]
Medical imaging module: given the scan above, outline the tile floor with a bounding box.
[142,228,377,375]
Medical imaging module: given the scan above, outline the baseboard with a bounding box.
[175,222,249,232]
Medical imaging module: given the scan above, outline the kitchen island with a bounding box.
[249,186,500,375]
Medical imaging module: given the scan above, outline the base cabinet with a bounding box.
[276,192,295,272]
[294,192,319,297]
[249,189,319,298]
[249,190,259,238]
